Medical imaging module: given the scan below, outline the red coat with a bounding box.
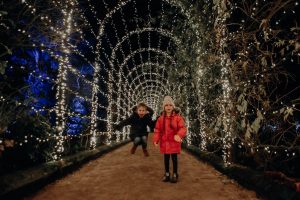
[153,113,187,154]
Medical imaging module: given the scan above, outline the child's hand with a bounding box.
[174,135,182,142]
[154,142,159,147]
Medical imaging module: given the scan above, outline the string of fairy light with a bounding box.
[96,0,193,144]
[214,3,233,165]
[5,0,298,163]
[17,1,223,158]
[54,1,77,160]
[92,0,184,145]
[231,0,299,160]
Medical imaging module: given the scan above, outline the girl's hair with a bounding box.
[163,104,175,112]
[160,108,183,135]
[137,102,147,109]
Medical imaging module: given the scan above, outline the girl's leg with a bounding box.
[163,154,171,182]
[133,137,142,146]
[141,136,149,156]
[170,153,178,183]
[141,135,148,149]
[131,137,141,154]
[164,154,170,173]
[171,153,178,174]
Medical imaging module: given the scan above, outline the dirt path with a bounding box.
[26,135,260,200]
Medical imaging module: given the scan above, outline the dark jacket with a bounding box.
[114,106,154,140]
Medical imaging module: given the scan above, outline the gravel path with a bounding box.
[26,135,260,200]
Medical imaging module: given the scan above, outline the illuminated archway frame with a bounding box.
[109,48,176,111]
[109,29,181,108]
[101,47,177,131]
[25,0,235,164]
[51,0,205,150]
[89,0,203,146]
[22,0,240,164]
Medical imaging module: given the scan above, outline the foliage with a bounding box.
[0,112,55,175]
[162,0,300,178]
[225,0,300,175]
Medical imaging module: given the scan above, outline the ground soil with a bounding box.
[26,135,261,200]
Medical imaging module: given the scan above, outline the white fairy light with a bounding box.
[12,0,297,167]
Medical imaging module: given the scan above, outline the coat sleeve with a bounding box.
[114,116,132,131]
[146,107,155,132]
[153,117,162,144]
[148,118,155,132]
[176,116,187,139]
[147,106,154,116]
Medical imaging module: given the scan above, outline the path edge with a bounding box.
[0,140,130,200]
[183,144,300,200]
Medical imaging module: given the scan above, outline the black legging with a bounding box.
[164,154,178,174]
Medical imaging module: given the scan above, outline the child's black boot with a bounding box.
[170,173,178,183]
[162,172,170,182]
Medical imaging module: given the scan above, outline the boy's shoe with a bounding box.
[170,173,178,183]
[130,146,137,154]
[143,149,149,157]
[162,173,170,182]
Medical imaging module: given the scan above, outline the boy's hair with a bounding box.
[137,102,147,109]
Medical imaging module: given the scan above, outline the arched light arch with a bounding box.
[132,80,170,98]
[108,48,176,99]
[88,0,204,145]
[110,27,183,61]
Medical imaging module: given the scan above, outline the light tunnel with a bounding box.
[52,0,200,150]
[2,1,299,198]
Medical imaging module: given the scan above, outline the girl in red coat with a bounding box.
[153,96,187,183]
